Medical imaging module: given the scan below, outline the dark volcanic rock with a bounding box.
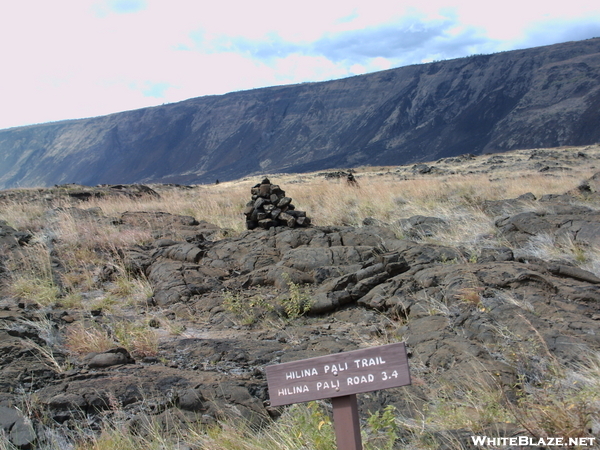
[1,39,600,188]
[243,179,311,230]
[397,215,449,239]
[0,220,30,250]
[1,179,600,447]
[86,348,135,368]
[495,197,600,248]
[0,406,36,449]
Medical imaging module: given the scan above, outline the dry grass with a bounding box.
[3,242,60,307]
[0,146,599,449]
[82,185,250,233]
[112,319,159,358]
[516,232,600,275]
[52,209,154,250]
[67,400,395,450]
[65,322,115,355]
[1,149,597,241]
[0,200,47,231]
[394,348,600,449]
[65,319,158,358]
[4,352,595,450]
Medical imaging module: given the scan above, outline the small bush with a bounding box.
[365,405,399,450]
[280,273,312,320]
[222,290,273,325]
[113,320,159,358]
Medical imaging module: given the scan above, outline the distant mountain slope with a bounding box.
[1,38,599,188]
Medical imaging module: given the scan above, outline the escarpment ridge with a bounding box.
[1,38,600,189]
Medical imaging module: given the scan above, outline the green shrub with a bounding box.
[280,273,312,320]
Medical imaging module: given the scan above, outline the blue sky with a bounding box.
[1,0,599,130]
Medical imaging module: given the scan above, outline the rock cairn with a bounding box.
[243,178,311,230]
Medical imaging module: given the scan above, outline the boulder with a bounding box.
[87,348,135,368]
[0,406,36,449]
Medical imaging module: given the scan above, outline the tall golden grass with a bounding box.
[2,149,596,237]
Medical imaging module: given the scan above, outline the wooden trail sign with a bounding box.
[266,342,411,406]
[266,342,411,450]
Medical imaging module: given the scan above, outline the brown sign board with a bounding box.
[266,342,410,407]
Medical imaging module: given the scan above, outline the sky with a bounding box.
[1,0,599,130]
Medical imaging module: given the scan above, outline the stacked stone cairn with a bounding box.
[243,178,311,230]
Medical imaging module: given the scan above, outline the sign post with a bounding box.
[265,342,411,450]
[331,394,362,450]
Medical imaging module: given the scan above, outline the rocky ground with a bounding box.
[1,147,600,449]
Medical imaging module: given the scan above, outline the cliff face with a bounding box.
[1,38,599,188]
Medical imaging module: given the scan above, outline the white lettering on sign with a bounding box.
[324,362,349,374]
[266,342,411,407]
[346,374,375,385]
[316,379,341,391]
[278,385,310,396]
[285,368,319,380]
[381,370,399,380]
[353,357,386,368]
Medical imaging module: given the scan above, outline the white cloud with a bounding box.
[349,64,367,75]
[0,0,599,129]
[93,0,147,17]
[272,54,349,83]
[370,57,393,71]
